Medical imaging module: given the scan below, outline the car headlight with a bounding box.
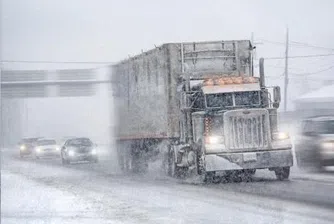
[68,150,75,157]
[91,149,97,155]
[273,132,290,140]
[205,136,224,145]
[36,148,41,153]
[321,141,334,150]
[55,147,60,151]
[20,145,26,150]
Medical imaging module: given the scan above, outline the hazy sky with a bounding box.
[1,0,334,138]
[2,0,334,78]
[2,0,334,61]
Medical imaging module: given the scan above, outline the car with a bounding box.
[60,137,98,165]
[32,138,61,159]
[18,138,41,158]
[295,116,334,171]
[58,136,77,148]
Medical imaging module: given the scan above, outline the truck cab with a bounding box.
[175,59,293,181]
[186,76,293,180]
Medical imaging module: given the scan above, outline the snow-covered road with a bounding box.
[2,150,334,224]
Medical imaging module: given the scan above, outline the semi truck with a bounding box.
[112,40,293,181]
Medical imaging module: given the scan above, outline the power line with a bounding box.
[290,41,334,51]
[264,53,334,60]
[290,64,334,76]
[0,60,113,64]
[2,53,334,64]
[258,39,334,51]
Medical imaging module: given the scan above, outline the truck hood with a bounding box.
[202,83,260,94]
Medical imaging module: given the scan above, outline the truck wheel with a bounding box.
[246,169,256,175]
[204,172,221,183]
[275,167,290,180]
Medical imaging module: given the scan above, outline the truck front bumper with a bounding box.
[205,149,293,172]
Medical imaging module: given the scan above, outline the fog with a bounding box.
[2,0,334,143]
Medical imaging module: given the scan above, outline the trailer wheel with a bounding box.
[117,147,125,171]
[168,149,183,178]
[117,143,133,173]
[275,167,290,180]
[131,153,148,174]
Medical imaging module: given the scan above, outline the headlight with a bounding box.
[20,145,26,150]
[55,147,60,151]
[68,150,75,157]
[205,136,224,145]
[91,149,97,155]
[36,148,41,153]
[321,141,334,150]
[273,132,290,140]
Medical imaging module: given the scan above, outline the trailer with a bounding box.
[112,40,293,181]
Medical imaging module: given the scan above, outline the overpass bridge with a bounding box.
[1,67,113,98]
[0,66,114,148]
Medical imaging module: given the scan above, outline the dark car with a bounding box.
[18,138,41,158]
[60,137,98,165]
[295,116,334,171]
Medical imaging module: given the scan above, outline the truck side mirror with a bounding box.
[273,86,281,108]
[180,91,188,111]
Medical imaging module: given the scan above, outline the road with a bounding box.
[2,148,334,224]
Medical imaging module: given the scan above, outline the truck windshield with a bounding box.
[205,91,260,108]
[206,93,233,108]
[235,91,260,106]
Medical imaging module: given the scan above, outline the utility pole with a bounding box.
[251,32,255,76]
[284,27,289,112]
[251,32,256,60]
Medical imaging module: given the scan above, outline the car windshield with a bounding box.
[317,121,334,134]
[68,138,93,146]
[37,140,56,145]
[22,138,38,143]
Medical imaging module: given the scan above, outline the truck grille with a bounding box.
[224,110,270,150]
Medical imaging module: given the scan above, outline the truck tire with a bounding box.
[204,172,221,183]
[275,167,290,180]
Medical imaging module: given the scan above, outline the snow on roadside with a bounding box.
[1,170,124,224]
